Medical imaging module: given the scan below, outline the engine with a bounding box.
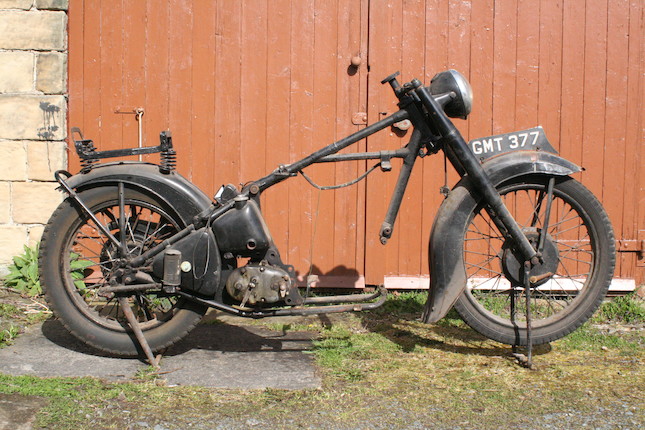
[225,262,292,307]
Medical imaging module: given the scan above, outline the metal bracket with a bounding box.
[379,152,392,171]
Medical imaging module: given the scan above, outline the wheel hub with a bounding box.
[502,228,559,286]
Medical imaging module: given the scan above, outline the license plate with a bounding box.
[467,126,556,162]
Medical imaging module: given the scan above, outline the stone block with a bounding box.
[27,140,66,180]
[0,225,27,266]
[36,52,66,93]
[36,0,68,11]
[0,182,9,223]
[28,224,44,246]
[0,95,65,140]
[0,11,67,50]
[0,51,34,93]
[0,140,26,180]
[0,1,33,10]
[11,181,61,224]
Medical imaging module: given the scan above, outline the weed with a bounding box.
[0,303,20,318]
[0,325,20,346]
[593,293,645,323]
[69,252,95,295]
[3,245,41,297]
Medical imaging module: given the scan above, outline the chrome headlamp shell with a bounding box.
[429,70,473,119]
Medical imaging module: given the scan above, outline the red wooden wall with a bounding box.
[68,0,644,286]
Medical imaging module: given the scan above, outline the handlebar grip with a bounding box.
[381,71,402,93]
[380,71,400,85]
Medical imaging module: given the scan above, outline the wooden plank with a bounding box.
[332,0,363,276]
[420,0,451,279]
[97,0,123,150]
[263,0,293,260]
[240,0,268,184]
[468,0,494,140]
[492,0,517,134]
[397,0,425,277]
[67,0,87,173]
[364,0,403,284]
[515,0,539,130]
[463,0,495,283]
[167,0,193,178]
[383,276,636,292]
[447,0,471,140]
[424,0,449,77]
[620,0,643,243]
[603,0,630,278]
[537,0,563,152]
[355,0,370,275]
[190,0,217,195]
[213,1,242,186]
[309,0,338,275]
[121,0,147,155]
[288,0,315,276]
[580,0,608,199]
[143,0,170,166]
[620,0,644,283]
[559,0,586,167]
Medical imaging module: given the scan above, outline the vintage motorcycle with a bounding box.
[40,70,615,365]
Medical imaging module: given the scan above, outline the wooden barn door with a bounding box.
[69,0,643,287]
[363,0,644,288]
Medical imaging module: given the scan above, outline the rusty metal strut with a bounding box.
[117,296,161,369]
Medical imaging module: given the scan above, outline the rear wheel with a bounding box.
[40,186,207,356]
[455,175,615,345]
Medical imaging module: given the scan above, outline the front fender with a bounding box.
[64,162,213,224]
[422,151,581,323]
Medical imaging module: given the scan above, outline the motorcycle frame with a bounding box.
[58,76,539,308]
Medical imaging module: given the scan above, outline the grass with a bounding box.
[592,293,645,323]
[0,289,642,429]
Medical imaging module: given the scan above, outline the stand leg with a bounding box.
[118,297,161,368]
[511,284,518,355]
[523,262,533,368]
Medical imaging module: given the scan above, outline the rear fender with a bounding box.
[64,162,213,224]
[422,151,581,323]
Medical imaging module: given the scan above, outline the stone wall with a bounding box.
[0,0,68,273]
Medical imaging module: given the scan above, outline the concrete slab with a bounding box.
[0,318,321,389]
[0,393,46,430]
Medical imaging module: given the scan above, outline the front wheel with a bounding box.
[455,175,615,346]
[39,186,208,356]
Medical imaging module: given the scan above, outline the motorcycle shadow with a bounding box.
[40,317,315,359]
[357,305,552,359]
